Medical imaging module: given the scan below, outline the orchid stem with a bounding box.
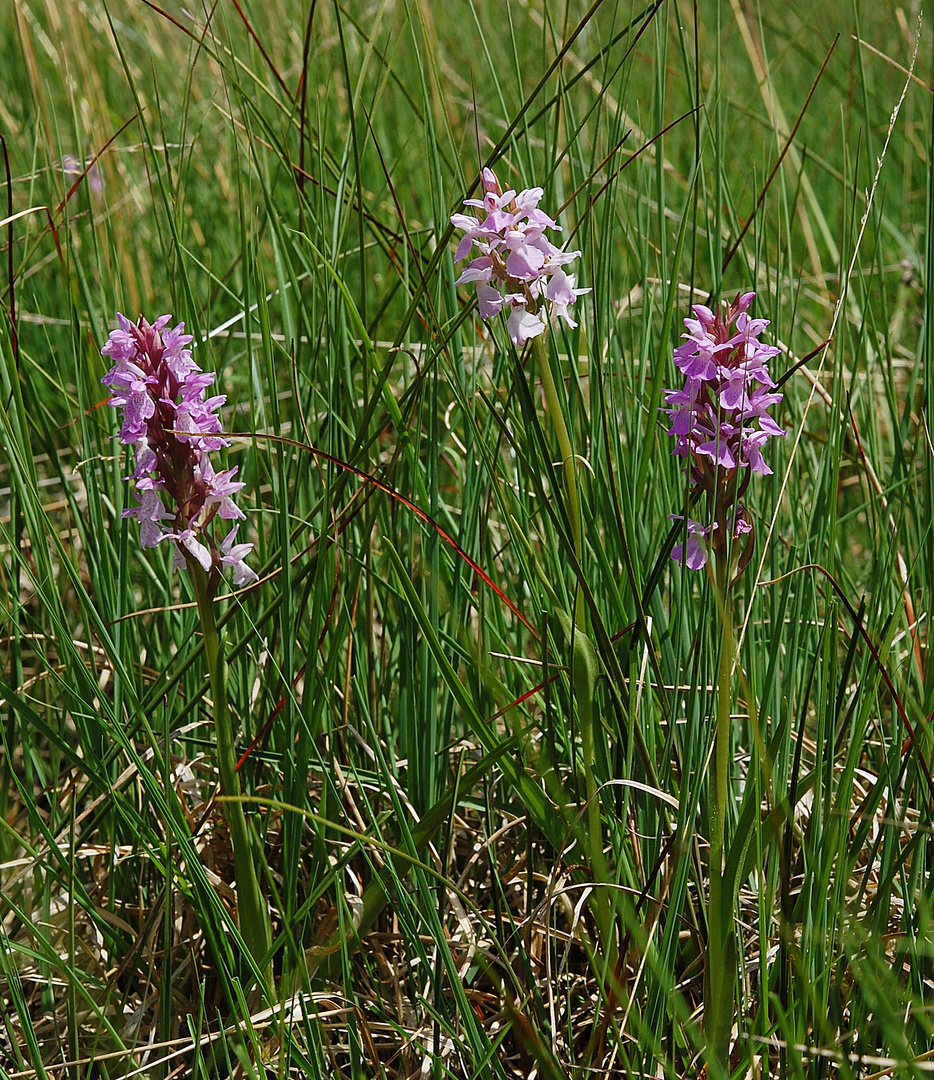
[532,334,583,624]
[191,565,273,991]
[706,559,736,1070]
[532,334,613,959]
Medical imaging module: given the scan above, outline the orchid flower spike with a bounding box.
[451,167,590,346]
[101,313,258,588]
[661,292,784,573]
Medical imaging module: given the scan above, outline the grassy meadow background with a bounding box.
[1,0,933,1076]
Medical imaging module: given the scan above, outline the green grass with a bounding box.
[0,0,932,1076]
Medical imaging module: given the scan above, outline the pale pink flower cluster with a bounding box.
[451,168,589,346]
[101,313,257,586]
[662,292,784,571]
[62,154,102,194]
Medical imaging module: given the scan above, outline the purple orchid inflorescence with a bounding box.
[451,167,590,347]
[101,313,257,587]
[662,292,784,573]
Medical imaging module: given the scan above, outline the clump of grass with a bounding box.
[0,0,931,1076]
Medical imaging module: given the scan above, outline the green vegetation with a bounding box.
[0,0,932,1076]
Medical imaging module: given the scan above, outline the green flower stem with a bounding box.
[578,666,613,950]
[705,560,736,1070]
[531,335,613,958]
[191,565,273,990]
[532,335,583,611]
